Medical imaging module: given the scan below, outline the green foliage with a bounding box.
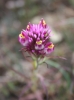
[69,0,74,7]
[7,82,16,91]
[45,60,71,88]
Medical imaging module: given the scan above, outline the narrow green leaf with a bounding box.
[45,60,71,88]
[7,82,15,90]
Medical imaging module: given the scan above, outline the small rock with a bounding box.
[50,29,63,43]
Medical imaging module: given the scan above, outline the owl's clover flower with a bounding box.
[19,19,54,68]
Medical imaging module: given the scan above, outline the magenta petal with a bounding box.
[19,37,28,46]
[35,44,44,50]
[44,48,54,54]
[39,18,47,27]
[44,42,54,54]
[19,31,29,46]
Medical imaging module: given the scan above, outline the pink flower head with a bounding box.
[19,19,54,57]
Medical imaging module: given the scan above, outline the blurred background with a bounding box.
[0,0,74,100]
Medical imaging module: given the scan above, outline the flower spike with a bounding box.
[18,19,54,57]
